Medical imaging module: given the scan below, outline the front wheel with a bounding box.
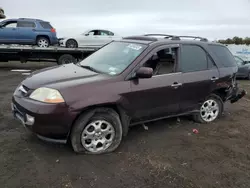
[193,94,223,123]
[70,108,123,154]
[66,39,78,48]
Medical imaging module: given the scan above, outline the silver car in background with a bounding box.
[59,29,122,48]
[234,55,250,80]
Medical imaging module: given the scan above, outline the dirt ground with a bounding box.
[1,61,250,188]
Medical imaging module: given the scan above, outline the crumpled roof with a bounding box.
[0,7,6,19]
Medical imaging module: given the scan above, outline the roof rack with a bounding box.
[122,36,158,41]
[143,34,208,42]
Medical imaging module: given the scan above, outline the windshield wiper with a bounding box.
[77,64,100,73]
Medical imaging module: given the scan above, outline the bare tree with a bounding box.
[0,7,6,19]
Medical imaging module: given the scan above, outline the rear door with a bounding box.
[16,21,37,43]
[178,44,220,113]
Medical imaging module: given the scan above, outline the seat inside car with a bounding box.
[154,50,175,75]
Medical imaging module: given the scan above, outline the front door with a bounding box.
[127,45,183,122]
[0,21,18,43]
[178,44,220,113]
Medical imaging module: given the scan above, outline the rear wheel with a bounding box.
[37,37,50,48]
[66,39,78,48]
[247,72,250,80]
[70,108,123,154]
[193,94,223,123]
[57,54,77,65]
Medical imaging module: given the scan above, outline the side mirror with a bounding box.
[136,67,153,79]
[85,33,89,36]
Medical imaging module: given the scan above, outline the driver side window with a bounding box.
[142,47,178,76]
[3,21,17,28]
[88,30,99,36]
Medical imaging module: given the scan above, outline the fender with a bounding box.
[69,95,132,137]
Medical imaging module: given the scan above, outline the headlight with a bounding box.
[29,87,65,103]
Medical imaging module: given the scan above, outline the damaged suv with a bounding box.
[11,34,246,154]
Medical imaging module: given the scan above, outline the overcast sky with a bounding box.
[1,0,250,40]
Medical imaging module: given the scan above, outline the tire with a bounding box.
[57,54,77,65]
[70,108,123,154]
[66,39,78,48]
[36,37,50,48]
[193,94,223,123]
[247,72,250,80]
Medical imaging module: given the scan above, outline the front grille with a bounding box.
[12,102,26,123]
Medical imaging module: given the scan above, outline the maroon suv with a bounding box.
[11,34,246,154]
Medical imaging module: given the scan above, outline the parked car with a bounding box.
[11,34,246,154]
[234,55,250,79]
[59,29,122,48]
[0,7,5,19]
[0,18,58,47]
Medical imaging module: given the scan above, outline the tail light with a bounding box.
[50,28,56,33]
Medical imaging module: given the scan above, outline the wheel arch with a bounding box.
[67,102,130,142]
[212,87,228,102]
[36,35,50,44]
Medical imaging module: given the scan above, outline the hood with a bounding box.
[22,63,108,89]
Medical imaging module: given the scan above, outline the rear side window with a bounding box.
[180,45,208,72]
[208,45,236,67]
[39,22,52,29]
[17,21,35,28]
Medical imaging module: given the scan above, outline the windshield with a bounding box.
[235,55,250,61]
[234,55,250,66]
[79,41,147,75]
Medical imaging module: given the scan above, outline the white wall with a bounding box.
[226,44,250,60]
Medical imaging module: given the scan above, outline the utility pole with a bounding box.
[0,7,6,19]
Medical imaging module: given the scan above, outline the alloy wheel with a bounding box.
[81,120,115,153]
[38,39,49,48]
[200,99,219,122]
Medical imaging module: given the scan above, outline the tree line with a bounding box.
[217,37,250,45]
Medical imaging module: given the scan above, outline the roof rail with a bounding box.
[144,34,174,38]
[123,36,158,41]
[175,36,208,42]
[143,34,208,42]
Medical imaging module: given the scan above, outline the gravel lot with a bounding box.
[1,61,250,188]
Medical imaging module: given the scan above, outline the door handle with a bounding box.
[211,77,219,81]
[171,82,182,87]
